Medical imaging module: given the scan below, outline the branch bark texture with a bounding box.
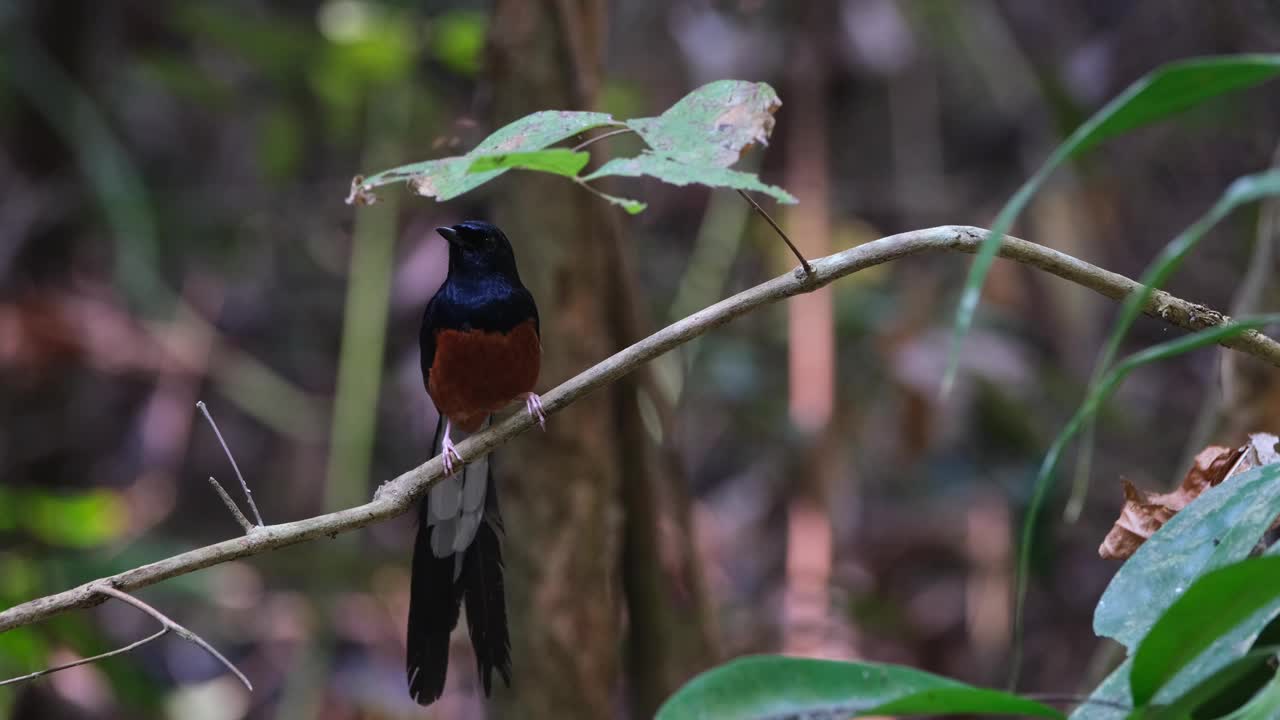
[2,225,1277,637]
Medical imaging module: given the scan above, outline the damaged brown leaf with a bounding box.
[1100,433,1279,560]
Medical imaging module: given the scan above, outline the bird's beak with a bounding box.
[435,226,460,245]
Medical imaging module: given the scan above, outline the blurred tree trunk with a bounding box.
[485,1,619,717]
[485,1,714,717]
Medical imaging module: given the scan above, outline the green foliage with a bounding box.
[584,155,793,203]
[468,149,592,177]
[1015,316,1280,663]
[0,487,128,548]
[655,656,1064,720]
[945,54,1280,390]
[357,110,615,201]
[1131,557,1280,706]
[352,80,795,211]
[1094,170,1280,386]
[649,57,1280,720]
[430,10,487,76]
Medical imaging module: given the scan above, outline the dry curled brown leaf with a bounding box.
[1099,434,1279,560]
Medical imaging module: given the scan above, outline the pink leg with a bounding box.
[440,419,463,475]
[524,392,546,430]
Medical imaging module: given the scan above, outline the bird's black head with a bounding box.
[436,221,521,280]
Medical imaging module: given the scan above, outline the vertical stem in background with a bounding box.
[782,2,838,656]
[324,87,410,512]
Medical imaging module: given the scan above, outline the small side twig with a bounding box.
[207,477,255,534]
[96,585,252,691]
[736,189,813,276]
[0,628,167,688]
[196,401,263,527]
[0,585,252,692]
[567,127,811,276]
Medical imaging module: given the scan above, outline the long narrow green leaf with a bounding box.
[1012,314,1280,683]
[945,54,1280,392]
[1132,558,1280,706]
[1094,170,1280,383]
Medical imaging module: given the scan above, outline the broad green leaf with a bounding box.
[467,149,590,177]
[946,54,1280,391]
[354,110,617,199]
[625,80,780,167]
[1013,316,1280,678]
[350,81,792,212]
[1131,557,1280,706]
[1070,556,1280,720]
[1095,459,1280,649]
[655,655,1064,720]
[586,154,797,205]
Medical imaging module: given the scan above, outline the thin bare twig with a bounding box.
[570,126,633,153]
[1,585,251,692]
[196,401,263,526]
[3,227,1280,638]
[736,188,813,276]
[207,476,256,534]
[566,125,814,275]
[0,628,167,688]
[95,585,252,691]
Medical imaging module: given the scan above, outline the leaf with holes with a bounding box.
[350,110,616,202]
[585,154,796,205]
[348,80,793,213]
[624,79,781,167]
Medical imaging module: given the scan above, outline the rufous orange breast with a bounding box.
[426,318,541,433]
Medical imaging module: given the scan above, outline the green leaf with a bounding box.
[354,110,617,199]
[945,54,1280,391]
[655,655,1065,720]
[351,80,794,211]
[467,149,591,177]
[1144,646,1280,720]
[585,153,797,205]
[1131,557,1280,706]
[1094,170,1280,392]
[1093,451,1280,650]
[1014,316,1280,678]
[1220,671,1280,720]
[1070,553,1280,719]
[586,189,647,214]
[625,80,780,167]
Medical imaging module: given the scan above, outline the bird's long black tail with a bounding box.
[406,418,511,705]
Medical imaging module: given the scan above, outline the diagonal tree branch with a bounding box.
[1,225,1278,644]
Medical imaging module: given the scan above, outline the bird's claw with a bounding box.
[525,392,546,431]
[441,434,463,476]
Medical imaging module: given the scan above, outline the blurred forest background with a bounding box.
[2,1,1280,718]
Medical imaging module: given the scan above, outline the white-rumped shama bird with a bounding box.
[407,220,545,705]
